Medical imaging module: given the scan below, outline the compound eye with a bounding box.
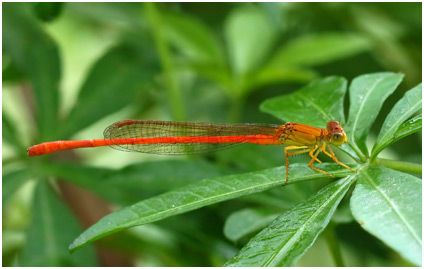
[331,133,345,146]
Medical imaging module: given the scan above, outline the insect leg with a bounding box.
[309,145,322,163]
[284,146,309,185]
[308,145,334,177]
[322,143,355,172]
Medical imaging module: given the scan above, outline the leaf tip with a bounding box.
[68,238,83,253]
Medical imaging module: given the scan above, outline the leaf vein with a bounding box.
[361,169,422,246]
[298,94,331,122]
[376,100,422,150]
[263,176,353,266]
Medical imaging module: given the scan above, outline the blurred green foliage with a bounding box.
[2,2,421,267]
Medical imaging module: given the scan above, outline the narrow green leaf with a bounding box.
[70,3,145,28]
[224,207,279,243]
[2,168,33,205]
[61,42,158,137]
[2,111,25,153]
[188,62,233,90]
[145,2,186,121]
[163,12,224,65]
[40,160,230,205]
[69,163,355,252]
[372,84,422,159]
[394,114,422,141]
[269,33,371,67]
[260,76,347,127]
[225,175,356,266]
[247,65,317,90]
[258,3,284,28]
[3,3,60,141]
[350,166,422,266]
[225,6,275,76]
[19,181,97,266]
[2,55,24,82]
[238,177,315,210]
[346,72,404,156]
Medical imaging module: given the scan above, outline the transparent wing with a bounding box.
[103,120,280,155]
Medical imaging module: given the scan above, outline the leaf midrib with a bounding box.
[263,176,352,266]
[72,168,353,249]
[373,100,422,155]
[361,169,422,246]
[349,76,384,146]
[298,94,332,122]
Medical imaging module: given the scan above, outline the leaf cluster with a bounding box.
[3,2,422,267]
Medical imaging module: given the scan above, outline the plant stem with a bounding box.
[323,222,345,267]
[145,2,185,121]
[374,158,422,175]
[348,143,367,163]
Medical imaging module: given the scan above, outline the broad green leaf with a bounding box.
[40,160,230,205]
[163,12,224,65]
[2,111,25,153]
[19,181,97,266]
[394,114,422,141]
[260,76,347,127]
[69,163,355,251]
[350,166,422,266]
[3,3,60,141]
[61,43,158,137]
[261,76,360,161]
[224,207,279,243]
[372,84,422,159]
[2,168,33,205]
[269,33,371,67]
[225,175,356,267]
[225,6,275,77]
[345,72,404,157]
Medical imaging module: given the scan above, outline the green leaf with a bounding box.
[162,12,224,65]
[19,181,97,266]
[3,3,60,141]
[260,76,362,161]
[2,54,24,82]
[224,175,356,266]
[61,42,158,137]
[246,65,317,90]
[223,207,279,243]
[260,76,347,127]
[40,160,230,205]
[69,163,355,252]
[188,62,233,90]
[345,72,404,157]
[269,33,371,67]
[350,166,422,266]
[2,168,33,205]
[394,114,422,141]
[372,84,422,159]
[225,6,275,77]
[70,3,145,29]
[33,2,64,22]
[2,111,25,153]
